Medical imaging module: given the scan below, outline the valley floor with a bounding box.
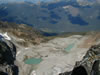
[14,32,100,75]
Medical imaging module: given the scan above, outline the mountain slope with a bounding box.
[0,21,100,75]
[15,32,100,75]
[0,21,44,46]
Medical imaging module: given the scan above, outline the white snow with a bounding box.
[0,32,11,40]
[53,66,62,75]
[16,51,21,56]
[19,39,25,41]
[30,70,36,75]
[25,48,29,50]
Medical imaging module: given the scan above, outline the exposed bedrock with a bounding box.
[0,38,19,75]
[59,44,100,75]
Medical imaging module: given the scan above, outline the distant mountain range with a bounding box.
[0,0,57,4]
[0,0,100,32]
[0,0,100,4]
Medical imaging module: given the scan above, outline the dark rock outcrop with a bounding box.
[59,44,100,75]
[0,38,18,75]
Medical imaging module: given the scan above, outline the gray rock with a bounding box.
[59,44,100,75]
[0,38,19,75]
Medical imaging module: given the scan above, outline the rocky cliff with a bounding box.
[59,44,100,75]
[0,38,18,75]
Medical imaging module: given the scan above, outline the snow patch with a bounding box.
[25,48,29,50]
[19,38,25,41]
[53,66,62,75]
[0,32,11,40]
[16,51,21,56]
[30,70,36,75]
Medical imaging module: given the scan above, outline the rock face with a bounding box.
[0,38,18,75]
[59,44,100,75]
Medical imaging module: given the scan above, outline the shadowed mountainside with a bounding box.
[0,38,19,75]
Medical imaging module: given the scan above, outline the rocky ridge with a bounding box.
[0,38,18,75]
